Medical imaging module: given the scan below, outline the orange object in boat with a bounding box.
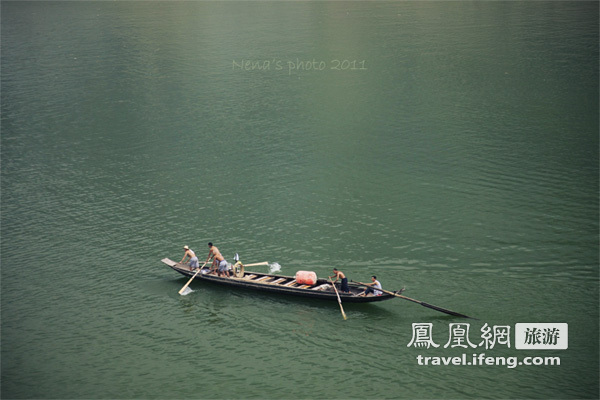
[295,271,317,285]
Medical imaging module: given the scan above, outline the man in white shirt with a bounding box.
[359,275,382,297]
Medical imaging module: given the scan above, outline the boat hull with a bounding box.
[162,258,396,303]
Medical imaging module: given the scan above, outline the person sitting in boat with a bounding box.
[329,268,350,293]
[181,245,199,271]
[359,275,383,297]
[206,242,229,277]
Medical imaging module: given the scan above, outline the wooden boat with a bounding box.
[161,258,397,303]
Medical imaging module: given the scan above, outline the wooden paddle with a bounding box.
[351,280,475,319]
[178,261,208,295]
[232,261,269,278]
[329,279,348,320]
[242,262,269,267]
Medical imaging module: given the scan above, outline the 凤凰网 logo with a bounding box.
[407,322,568,350]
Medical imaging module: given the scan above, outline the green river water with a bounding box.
[1,1,598,399]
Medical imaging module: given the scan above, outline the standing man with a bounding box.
[359,275,383,297]
[181,245,199,271]
[206,242,229,277]
[329,267,350,293]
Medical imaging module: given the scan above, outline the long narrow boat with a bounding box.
[162,258,397,303]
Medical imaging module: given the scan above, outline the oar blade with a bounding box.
[178,267,203,295]
[350,280,474,319]
[180,286,193,296]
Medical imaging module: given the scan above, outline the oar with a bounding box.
[351,280,475,319]
[329,279,348,320]
[231,261,270,278]
[242,262,269,267]
[178,261,208,295]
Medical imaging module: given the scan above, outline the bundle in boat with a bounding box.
[295,271,317,285]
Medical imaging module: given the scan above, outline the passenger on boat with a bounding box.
[181,245,199,271]
[329,268,350,293]
[206,242,229,277]
[359,275,382,297]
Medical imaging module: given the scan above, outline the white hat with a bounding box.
[183,245,189,250]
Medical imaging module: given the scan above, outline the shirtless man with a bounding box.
[206,242,229,277]
[328,268,350,293]
[181,245,199,271]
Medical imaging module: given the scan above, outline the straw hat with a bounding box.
[183,245,189,250]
